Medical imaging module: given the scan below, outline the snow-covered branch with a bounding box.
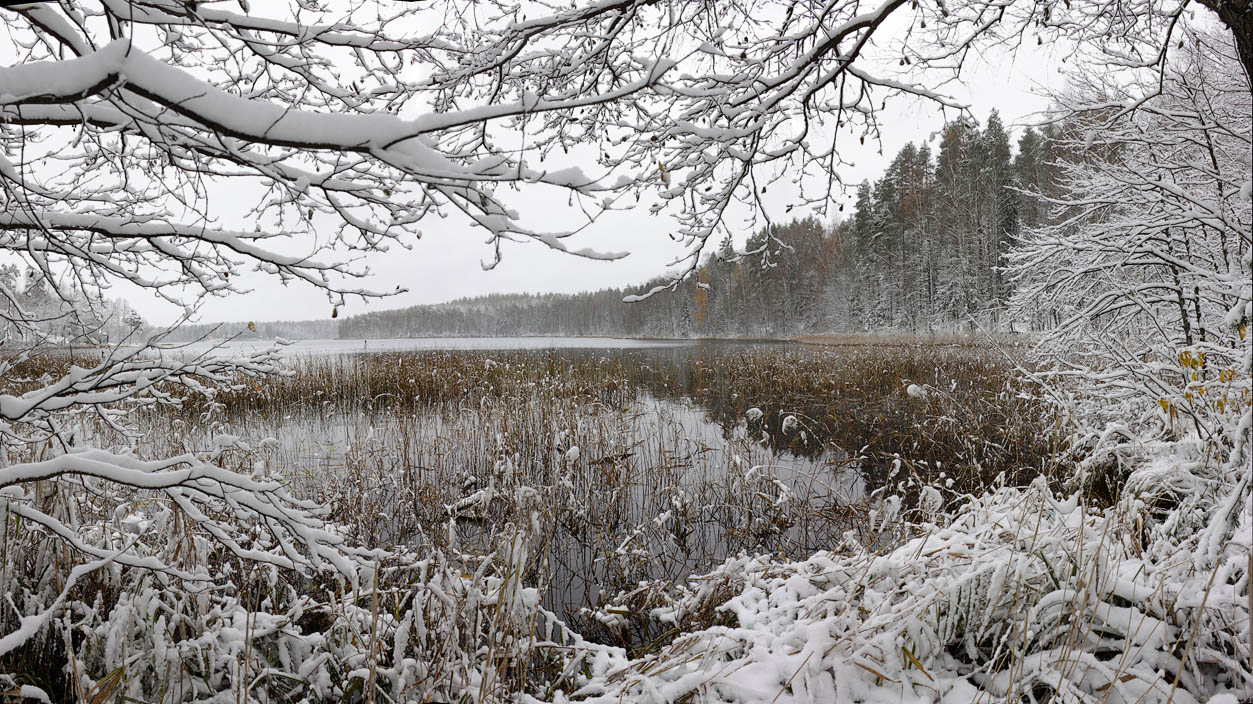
[0,0,1199,297]
[1010,29,1251,448]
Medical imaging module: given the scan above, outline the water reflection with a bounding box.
[140,338,1047,625]
[238,383,860,617]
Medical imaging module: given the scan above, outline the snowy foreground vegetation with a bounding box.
[1,1,1250,702]
[1,344,1249,703]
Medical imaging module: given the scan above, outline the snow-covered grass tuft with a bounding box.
[1,501,584,702]
[576,446,1250,703]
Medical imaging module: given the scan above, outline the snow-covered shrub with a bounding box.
[1009,28,1252,486]
[3,499,586,703]
[0,443,354,700]
[576,459,1250,703]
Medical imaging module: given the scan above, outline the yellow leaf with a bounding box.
[87,666,125,704]
[902,646,934,681]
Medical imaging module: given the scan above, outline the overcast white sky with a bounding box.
[110,13,1069,327]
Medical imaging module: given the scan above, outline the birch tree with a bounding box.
[1009,28,1251,454]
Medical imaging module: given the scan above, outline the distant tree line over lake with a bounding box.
[176,113,1056,341]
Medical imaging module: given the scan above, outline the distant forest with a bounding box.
[175,112,1056,341]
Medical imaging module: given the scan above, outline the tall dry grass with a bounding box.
[119,345,1061,637]
[3,341,1073,699]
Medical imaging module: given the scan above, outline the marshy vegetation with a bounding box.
[4,337,1247,703]
[98,341,1062,642]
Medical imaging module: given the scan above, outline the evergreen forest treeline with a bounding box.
[179,112,1057,341]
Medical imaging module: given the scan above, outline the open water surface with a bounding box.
[129,337,1028,625]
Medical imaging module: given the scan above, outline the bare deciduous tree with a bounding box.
[1010,29,1251,449]
[0,0,1246,691]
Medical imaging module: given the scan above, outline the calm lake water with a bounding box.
[171,335,712,356]
[126,336,1040,631]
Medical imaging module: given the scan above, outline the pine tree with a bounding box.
[980,111,1016,315]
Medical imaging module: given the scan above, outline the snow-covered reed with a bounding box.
[21,342,1243,704]
[574,447,1249,702]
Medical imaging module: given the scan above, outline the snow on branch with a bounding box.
[5,0,1180,295]
[0,449,355,575]
[1009,29,1251,449]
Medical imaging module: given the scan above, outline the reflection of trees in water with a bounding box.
[612,345,892,462]
[596,345,833,459]
[581,342,1053,498]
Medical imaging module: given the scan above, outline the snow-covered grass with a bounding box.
[577,467,1248,703]
[1,507,584,702]
[2,344,1247,703]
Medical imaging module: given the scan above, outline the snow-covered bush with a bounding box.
[577,461,1250,703]
[1009,28,1252,484]
[3,503,587,703]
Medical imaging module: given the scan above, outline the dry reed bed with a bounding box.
[170,344,1060,492]
[116,345,1061,636]
[2,342,1084,700]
